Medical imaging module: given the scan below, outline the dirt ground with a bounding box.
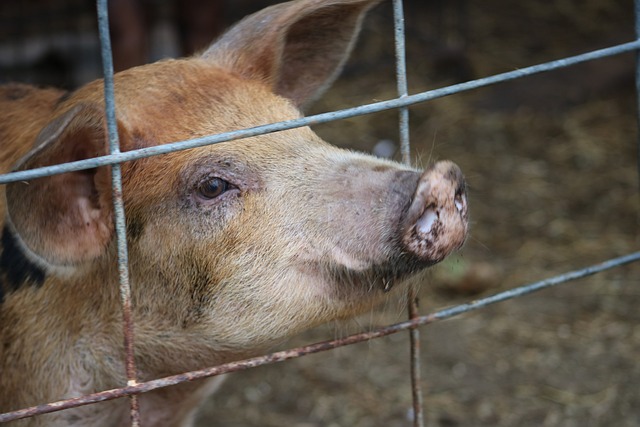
[193,1,640,426]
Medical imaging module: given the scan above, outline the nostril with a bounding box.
[416,206,438,234]
[454,191,466,213]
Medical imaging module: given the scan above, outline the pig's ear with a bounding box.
[6,104,121,267]
[202,0,381,109]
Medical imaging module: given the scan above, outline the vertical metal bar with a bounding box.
[636,0,640,190]
[394,0,411,165]
[96,1,140,426]
[393,1,425,426]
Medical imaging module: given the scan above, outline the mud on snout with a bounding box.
[322,159,468,294]
[401,160,468,265]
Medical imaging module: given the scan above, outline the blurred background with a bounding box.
[1,0,638,426]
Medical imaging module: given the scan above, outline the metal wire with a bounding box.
[0,40,639,185]
[2,251,638,424]
[392,1,425,426]
[394,0,410,166]
[96,1,140,425]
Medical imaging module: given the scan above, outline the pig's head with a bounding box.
[5,0,468,362]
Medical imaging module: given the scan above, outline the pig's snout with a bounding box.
[402,161,468,264]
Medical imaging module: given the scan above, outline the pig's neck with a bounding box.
[0,268,232,427]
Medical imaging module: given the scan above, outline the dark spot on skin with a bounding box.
[63,414,82,424]
[409,219,445,262]
[372,165,391,173]
[127,217,145,242]
[1,84,32,101]
[169,90,187,105]
[445,166,464,185]
[181,256,218,328]
[55,90,72,106]
[0,226,46,303]
[129,130,152,152]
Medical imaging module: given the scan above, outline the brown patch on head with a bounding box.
[1,83,33,101]
[181,255,220,328]
[54,90,72,106]
[372,165,392,173]
[126,216,145,242]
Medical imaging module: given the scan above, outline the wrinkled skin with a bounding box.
[0,1,468,426]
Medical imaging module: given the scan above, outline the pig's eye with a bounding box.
[197,177,230,199]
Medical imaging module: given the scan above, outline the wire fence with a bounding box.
[1,0,639,425]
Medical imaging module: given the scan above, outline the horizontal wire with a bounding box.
[2,250,638,423]
[0,40,638,185]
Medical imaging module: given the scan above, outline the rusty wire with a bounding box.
[1,251,639,424]
[96,0,140,425]
[1,0,640,425]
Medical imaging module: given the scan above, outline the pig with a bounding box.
[0,0,468,426]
